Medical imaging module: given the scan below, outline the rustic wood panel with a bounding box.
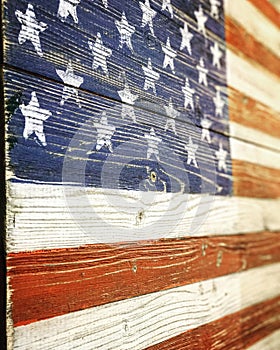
[248,0,280,28]
[7,231,280,326]
[144,295,280,350]
[248,329,280,350]
[9,263,280,350]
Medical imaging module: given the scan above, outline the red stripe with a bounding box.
[228,87,280,138]
[7,232,280,326]
[248,0,280,28]
[226,16,280,78]
[233,160,280,198]
[145,295,280,350]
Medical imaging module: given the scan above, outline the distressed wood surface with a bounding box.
[7,231,280,326]
[10,263,280,350]
[248,329,280,350]
[145,295,280,349]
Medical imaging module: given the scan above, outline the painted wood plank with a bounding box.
[9,263,280,350]
[225,0,280,58]
[232,160,280,198]
[8,180,280,252]
[228,87,280,140]
[7,231,280,327]
[226,16,280,78]
[248,0,280,28]
[144,295,280,349]
[248,329,280,350]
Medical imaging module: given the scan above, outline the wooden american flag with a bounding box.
[3,0,280,348]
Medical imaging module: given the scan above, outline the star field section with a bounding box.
[4,0,232,195]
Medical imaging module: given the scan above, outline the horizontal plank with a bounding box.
[226,16,280,78]
[232,160,280,199]
[145,295,280,349]
[247,0,280,29]
[225,0,280,59]
[7,231,280,326]
[10,263,280,350]
[248,329,280,350]
[7,181,280,251]
[228,87,280,140]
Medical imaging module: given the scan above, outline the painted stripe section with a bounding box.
[145,295,280,350]
[231,137,280,170]
[7,182,280,252]
[248,329,280,350]
[227,50,280,113]
[232,160,280,199]
[225,0,280,58]
[10,263,280,350]
[230,122,280,153]
[248,0,280,28]
[226,16,280,78]
[7,231,280,326]
[228,87,280,140]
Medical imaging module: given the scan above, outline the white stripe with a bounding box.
[231,137,280,170]
[248,330,280,350]
[227,50,280,112]
[11,263,280,350]
[7,182,280,252]
[230,122,280,153]
[225,0,280,58]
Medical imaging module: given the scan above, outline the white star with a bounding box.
[182,78,195,110]
[162,37,177,74]
[145,127,162,161]
[213,87,225,117]
[201,117,212,143]
[15,4,47,57]
[164,98,179,134]
[56,61,84,107]
[115,12,135,53]
[102,0,108,8]
[185,137,198,168]
[196,57,208,86]
[210,41,223,69]
[194,5,208,36]
[180,22,193,55]
[19,92,52,146]
[88,33,112,76]
[140,0,157,36]
[57,0,80,24]
[210,0,221,20]
[162,0,173,18]
[118,74,138,122]
[94,111,115,152]
[215,142,228,172]
[142,58,160,94]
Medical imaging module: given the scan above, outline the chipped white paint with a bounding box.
[201,117,212,143]
[196,57,208,86]
[15,3,47,57]
[57,0,81,23]
[142,58,160,94]
[140,0,157,36]
[213,86,224,117]
[93,111,115,152]
[179,22,193,55]
[210,41,223,69]
[117,74,138,122]
[164,98,179,135]
[182,77,195,110]
[162,0,173,18]
[185,136,199,168]
[194,5,208,36]
[88,32,112,76]
[215,142,228,172]
[162,37,177,74]
[11,263,280,350]
[56,61,84,107]
[19,92,52,147]
[115,12,135,53]
[210,0,221,20]
[145,127,162,161]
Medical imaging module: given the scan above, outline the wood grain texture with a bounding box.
[7,231,280,326]
[248,0,280,28]
[233,160,280,198]
[7,181,280,252]
[226,16,280,78]
[144,295,280,350]
[9,263,280,350]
